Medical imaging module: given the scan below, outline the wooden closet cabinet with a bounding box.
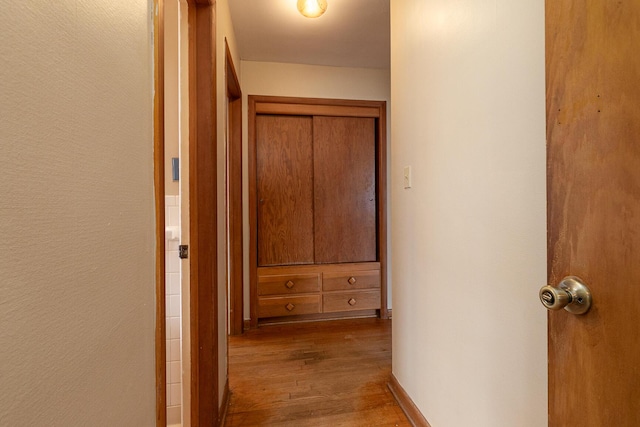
[249,96,388,325]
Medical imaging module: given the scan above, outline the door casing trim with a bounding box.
[225,38,243,336]
[153,0,167,425]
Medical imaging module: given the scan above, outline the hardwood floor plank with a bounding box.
[226,318,410,426]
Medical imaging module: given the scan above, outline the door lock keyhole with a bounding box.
[539,276,592,315]
[541,290,556,305]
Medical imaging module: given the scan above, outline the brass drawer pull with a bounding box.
[348,276,357,285]
[348,298,357,306]
[285,280,295,289]
[285,303,295,311]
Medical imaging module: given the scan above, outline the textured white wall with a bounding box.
[240,61,391,318]
[0,1,155,426]
[390,1,547,426]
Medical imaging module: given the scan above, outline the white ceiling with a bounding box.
[228,0,390,69]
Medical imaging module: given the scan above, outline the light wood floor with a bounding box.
[225,317,411,426]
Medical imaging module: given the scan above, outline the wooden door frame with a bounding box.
[155,0,220,426]
[248,96,389,328]
[153,0,166,425]
[225,39,243,336]
[187,1,219,426]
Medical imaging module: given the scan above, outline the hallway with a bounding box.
[224,318,410,426]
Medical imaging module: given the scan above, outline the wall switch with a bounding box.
[172,157,180,181]
[403,166,412,189]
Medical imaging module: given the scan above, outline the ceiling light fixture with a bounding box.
[297,0,328,18]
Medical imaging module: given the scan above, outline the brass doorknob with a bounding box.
[539,276,592,315]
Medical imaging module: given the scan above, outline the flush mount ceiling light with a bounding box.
[297,0,328,18]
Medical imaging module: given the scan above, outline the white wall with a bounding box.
[178,2,192,425]
[390,1,547,426]
[164,3,183,425]
[240,61,392,318]
[164,0,181,196]
[0,1,155,426]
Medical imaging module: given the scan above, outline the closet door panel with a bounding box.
[313,116,377,263]
[257,115,314,266]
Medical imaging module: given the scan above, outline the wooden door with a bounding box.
[313,116,377,263]
[256,115,314,266]
[547,1,640,425]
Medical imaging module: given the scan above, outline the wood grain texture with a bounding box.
[256,115,315,266]
[376,103,389,319]
[547,1,640,425]
[256,102,380,118]
[189,3,218,425]
[258,273,320,296]
[248,98,259,327]
[322,270,381,292]
[257,264,381,319]
[258,262,380,276]
[313,116,377,264]
[249,96,388,326]
[257,295,322,318]
[219,378,230,427]
[252,95,388,116]
[388,374,431,427]
[258,310,378,326]
[153,0,166,424]
[323,290,381,313]
[225,318,410,426]
[225,39,243,336]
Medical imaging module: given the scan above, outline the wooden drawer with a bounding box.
[258,295,321,317]
[322,270,380,291]
[322,290,380,313]
[258,273,320,296]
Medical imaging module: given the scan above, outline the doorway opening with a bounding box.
[225,39,244,336]
[156,1,221,426]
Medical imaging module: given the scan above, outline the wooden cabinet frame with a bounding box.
[248,96,388,327]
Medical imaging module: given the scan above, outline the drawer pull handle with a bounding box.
[285,280,295,289]
[285,303,296,311]
[348,298,357,306]
[348,277,357,285]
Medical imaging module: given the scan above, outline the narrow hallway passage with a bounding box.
[224,318,410,426]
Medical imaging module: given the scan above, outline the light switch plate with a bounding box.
[403,166,412,189]
[172,157,179,181]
